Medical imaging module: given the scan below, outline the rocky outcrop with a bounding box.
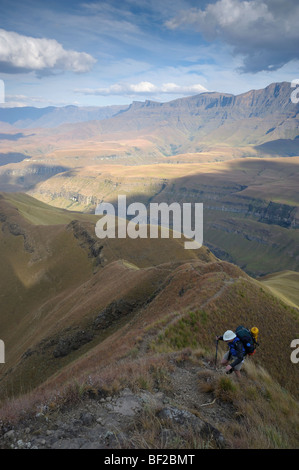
[53,330,95,358]
[94,300,136,330]
[0,378,227,449]
[1,218,35,253]
[67,220,104,264]
[258,201,298,228]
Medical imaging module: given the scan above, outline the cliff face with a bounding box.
[127,82,296,118]
[92,82,299,146]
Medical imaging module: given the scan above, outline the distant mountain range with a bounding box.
[100,81,299,145]
[0,82,298,152]
[0,82,299,162]
[0,104,128,128]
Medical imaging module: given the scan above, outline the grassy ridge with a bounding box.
[28,259,299,401]
[3,192,98,225]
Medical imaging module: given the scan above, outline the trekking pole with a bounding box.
[215,339,219,369]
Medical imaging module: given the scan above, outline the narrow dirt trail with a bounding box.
[137,276,237,356]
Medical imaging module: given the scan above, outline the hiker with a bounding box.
[216,330,246,378]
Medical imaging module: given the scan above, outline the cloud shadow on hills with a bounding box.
[0,133,35,141]
[0,152,31,167]
[254,137,299,157]
[89,157,299,276]
[0,162,71,192]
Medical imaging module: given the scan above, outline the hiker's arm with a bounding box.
[216,335,224,341]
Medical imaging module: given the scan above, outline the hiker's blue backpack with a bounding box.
[235,325,257,356]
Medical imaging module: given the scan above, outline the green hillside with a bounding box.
[3,192,98,226]
[259,271,299,310]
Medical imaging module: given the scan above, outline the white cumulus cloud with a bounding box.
[165,0,299,73]
[0,29,96,75]
[75,81,207,97]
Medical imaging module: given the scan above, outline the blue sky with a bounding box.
[0,0,298,107]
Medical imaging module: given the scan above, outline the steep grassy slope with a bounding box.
[0,193,298,449]
[0,193,298,403]
[3,192,96,225]
[259,271,299,310]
